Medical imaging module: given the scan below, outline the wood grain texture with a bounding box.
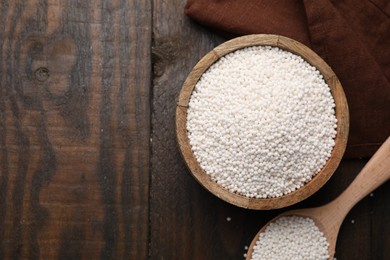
[0,0,151,259]
[150,0,242,259]
[0,0,389,259]
[176,34,349,210]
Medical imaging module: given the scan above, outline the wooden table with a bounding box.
[0,1,388,259]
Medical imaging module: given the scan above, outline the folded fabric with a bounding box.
[185,0,390,158]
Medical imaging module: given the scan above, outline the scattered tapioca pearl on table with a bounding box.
[186,46,337,198]
[251,216,329,260]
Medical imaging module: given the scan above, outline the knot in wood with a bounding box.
[34,67,50,82]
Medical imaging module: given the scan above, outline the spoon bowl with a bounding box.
[246,136,390,259]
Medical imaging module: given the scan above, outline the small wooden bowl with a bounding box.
[176,34,349,210]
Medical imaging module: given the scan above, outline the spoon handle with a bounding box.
[334,136,390,215]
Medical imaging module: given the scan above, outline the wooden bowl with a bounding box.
[176,34,349,210]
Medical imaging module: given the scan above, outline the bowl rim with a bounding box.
[176,34,349,210]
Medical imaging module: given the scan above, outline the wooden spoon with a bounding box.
[246,136,390,260]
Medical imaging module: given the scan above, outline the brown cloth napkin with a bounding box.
[185,0,390,158]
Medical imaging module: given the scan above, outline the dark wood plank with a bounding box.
[334,160,371,260]
[370,179,390,260]
[0,0,151,259]
[150,0,238,258]
[150,1,390,259]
